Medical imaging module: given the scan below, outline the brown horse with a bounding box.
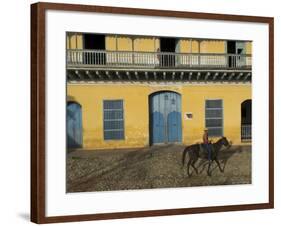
[182,137,231,176]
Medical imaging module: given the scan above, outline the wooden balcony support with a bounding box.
[188,72,193,80]
[213,72,219,80]
[67,69,251,83]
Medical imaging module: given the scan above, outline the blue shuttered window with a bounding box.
[103,100,124,140]
[205,99,223,137]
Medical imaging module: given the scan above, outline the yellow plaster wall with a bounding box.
[133,37,158,52]
[191,40,199,53]
[178,40,199,53]
[105,36,160,52]
[67,33,83,49]
[182,85,251,144]
[179,39,191,53]
[246,42,252,54]
[200,40,226,53]
[67,85,149,149]
[116,36,133,51]
[179,40,226,53]
[67,83,251,150]
[105,35,117,51]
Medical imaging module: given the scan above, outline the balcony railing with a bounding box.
[241,124,252,141]
[67,49,252,70]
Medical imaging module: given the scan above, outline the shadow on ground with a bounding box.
[67,145,251,192]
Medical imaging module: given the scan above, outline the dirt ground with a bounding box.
[66,144,251,193]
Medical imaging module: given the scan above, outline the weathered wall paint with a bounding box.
[67,33,83,49]
[106,36,159,52]
[191,40,199,53]
[246,42,252,54]
[116,36,133,51]
[67,83,251,150]
[179,40,226,54]
[200,40,225,53]
[134,37,158,52]
[105,35,117,51]
[179,39,190,53]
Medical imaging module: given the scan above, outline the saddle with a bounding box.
[199,143,214,157]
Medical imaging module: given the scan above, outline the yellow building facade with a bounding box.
[66,33,252,150]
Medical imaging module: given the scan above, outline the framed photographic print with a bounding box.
[31,2,274,224]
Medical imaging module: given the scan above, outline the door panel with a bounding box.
[152,111,165,143]
[168,111,182,142]
[67,102,82,148]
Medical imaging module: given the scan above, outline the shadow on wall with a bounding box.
[67,134,81,150]
[67,95,77,102]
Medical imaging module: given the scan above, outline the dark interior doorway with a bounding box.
[241,99,252,141]
[84,34,105,50]
[160,38,177,67]
[227,41,236,54]
[160,38,176,52]
[227,41,236,68]
[241,100,252,124]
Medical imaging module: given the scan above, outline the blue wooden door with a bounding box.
[67,102,82,148]
[150,92,182,144]
[167,92,182,142]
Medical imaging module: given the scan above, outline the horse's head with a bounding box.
[221,136,232,148]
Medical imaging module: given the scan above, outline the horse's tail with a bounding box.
[182,147,190,166]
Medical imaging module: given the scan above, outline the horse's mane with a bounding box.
[213,137,227,151]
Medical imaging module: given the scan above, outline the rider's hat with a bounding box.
[204,128,208,131]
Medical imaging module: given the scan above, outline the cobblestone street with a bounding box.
[67,145,251,192]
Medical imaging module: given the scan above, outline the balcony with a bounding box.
[67,49,252,70]
[66,50,252,82]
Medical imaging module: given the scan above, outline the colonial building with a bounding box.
[66,33,252,149]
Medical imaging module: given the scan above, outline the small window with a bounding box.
[103,100,124,140]
[205,100,223,137]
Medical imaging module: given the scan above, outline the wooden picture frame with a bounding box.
[31,2,274,224]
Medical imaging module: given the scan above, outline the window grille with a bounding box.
[205,99,223,137]
[103,100,124,140]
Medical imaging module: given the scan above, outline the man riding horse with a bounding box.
[202,128,213,162]
[182,135,231,176]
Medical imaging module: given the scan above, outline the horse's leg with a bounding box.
[187,158,192,177]
[222,159,228,172]
[214,158,224,173]
[191,158,198,174]
[207,160,212,176]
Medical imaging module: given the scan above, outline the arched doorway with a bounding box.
[67,102,82,148]
[149,91,182,144]
[241,99,252,141]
